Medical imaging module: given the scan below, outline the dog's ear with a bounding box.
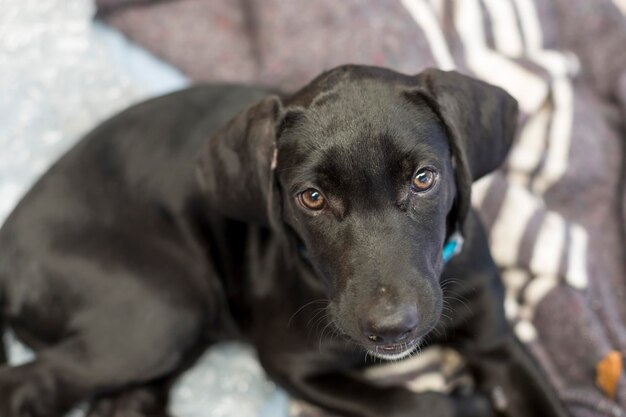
[408,68,518,225]
[196,96,283,226]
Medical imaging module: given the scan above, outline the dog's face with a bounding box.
[198,65,518,360]
[276,82,456,359]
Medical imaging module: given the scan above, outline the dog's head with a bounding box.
[197,65,517,359]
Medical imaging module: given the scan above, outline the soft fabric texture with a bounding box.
[95,1,626,416]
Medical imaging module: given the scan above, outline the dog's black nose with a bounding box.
[360,303,419,345]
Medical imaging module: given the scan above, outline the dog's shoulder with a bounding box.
[0,85,273,283]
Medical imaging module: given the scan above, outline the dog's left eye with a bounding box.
[298,188,327,211]
[411,168,437,192]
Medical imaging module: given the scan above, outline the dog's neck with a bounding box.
[442,230,464,263]
[296,232,464,265]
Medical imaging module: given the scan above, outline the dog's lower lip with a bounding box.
[379,337,419,352]
[365,337,421,360]
[382,345,400,351]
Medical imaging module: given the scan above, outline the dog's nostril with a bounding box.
[361,303,419,345]
[368,335,382,343]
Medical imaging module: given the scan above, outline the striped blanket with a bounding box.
[97,1,626,415]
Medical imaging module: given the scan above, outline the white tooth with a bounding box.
[370,347,416,361]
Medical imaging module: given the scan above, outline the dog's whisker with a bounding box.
[441,304,454,314]
[441,277,474,316]
[440,278,462,290]
[318,319,344,352]
[312,312,331,332]
[305,306,329,330]
[287,299,329,328]
[441,303,453,311]
[445,295,473,316]
[318,320,336,352]
[307,312,331,341]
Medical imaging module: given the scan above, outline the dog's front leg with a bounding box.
[260,351,496,417]
[464,334,569,417]
[441,221,569,417]
[452,286,569,417]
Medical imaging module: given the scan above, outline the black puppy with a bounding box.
[0,66,568,417]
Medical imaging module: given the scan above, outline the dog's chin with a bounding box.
[366,337,422,361]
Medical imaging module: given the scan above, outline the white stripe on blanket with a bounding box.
[533,78,574,194]
[530,212,566,277]
[470,175,493,209]
[502,268,531,320]
[508,105,551,187]
[482,0,524,57]
[506,0,577,194]
[400,0,456,70]
[567,224,589,289]
[428,0,446,21]
[489,184,537,267]
[453,0,547,113]
[512,0,543,52]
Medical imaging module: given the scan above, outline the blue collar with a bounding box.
[298,231,464,264]
[443,230,464,263]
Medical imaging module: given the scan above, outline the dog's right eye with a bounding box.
[298,189,327,211]
[411,167,437,192]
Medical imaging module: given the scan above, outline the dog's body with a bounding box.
[0,66,568,417]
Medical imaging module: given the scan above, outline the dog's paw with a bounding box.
[0,368,58,417]
[451,390,498,417]
[87,389,170,417]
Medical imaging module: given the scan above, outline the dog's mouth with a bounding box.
[367,337,421,361]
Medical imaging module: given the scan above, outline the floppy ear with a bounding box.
[196,96,283,226]
[410,68,518,226]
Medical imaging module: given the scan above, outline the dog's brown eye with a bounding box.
[411,168,436,192]
[299,189,326,211]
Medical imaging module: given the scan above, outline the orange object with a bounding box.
[596,351,623,400]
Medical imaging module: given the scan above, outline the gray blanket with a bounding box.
[97,1,626,415]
